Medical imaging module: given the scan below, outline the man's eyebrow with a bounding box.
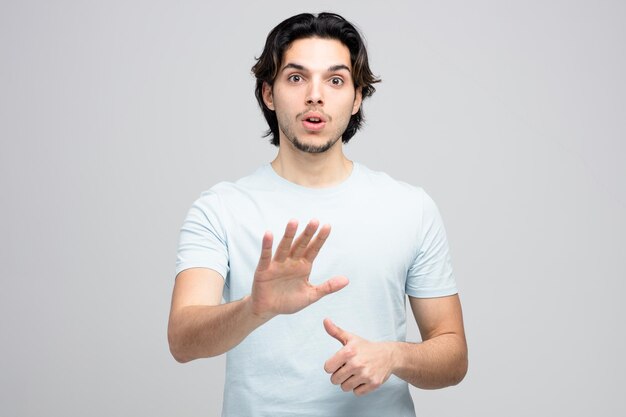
[328,64,351,73]
[281,63,306,72]
[280,63,352,73]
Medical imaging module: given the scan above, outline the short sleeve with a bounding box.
[405,190,458,298]
[175,190,229,279]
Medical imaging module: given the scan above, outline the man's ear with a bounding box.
[262,82,275,111]
[352,87,363,115]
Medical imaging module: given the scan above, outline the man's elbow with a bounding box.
[450,351,468,386]
[167,319,222,362]
[169,344,193,364]
[167,318,195,363]
[168,331,190,363]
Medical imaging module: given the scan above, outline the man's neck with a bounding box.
[271,143,353,189]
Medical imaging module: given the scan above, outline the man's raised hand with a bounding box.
[250,219,349,320]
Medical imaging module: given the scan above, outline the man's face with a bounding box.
[262,37,363,154]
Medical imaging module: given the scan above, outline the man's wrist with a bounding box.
[387,341,411,376]
[242,295,275,325]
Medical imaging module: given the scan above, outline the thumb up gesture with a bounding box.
[323,318,396,396]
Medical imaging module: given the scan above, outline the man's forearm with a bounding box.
[390,333,468,389]
[168,296,268,363]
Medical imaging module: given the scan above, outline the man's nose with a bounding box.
[305,79,324,106]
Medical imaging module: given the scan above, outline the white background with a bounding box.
[1,0,624,415]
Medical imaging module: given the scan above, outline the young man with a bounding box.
[168,12,467,417]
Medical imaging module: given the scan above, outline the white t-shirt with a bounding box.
[176,162,457,417]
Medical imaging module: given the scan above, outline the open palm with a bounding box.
[250,219,349,320]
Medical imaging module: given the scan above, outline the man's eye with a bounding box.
[330,77,344,86]
[288,75,302,82]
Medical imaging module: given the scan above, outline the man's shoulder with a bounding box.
[356,163,427,199]
[198,165,272,197]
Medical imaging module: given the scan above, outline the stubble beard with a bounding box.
[278,114,345,154]
[289,134,342,154]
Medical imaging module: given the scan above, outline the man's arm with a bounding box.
[392,294,468,389]
[167,268,266,363]
[168,219,349,363]
[324,294,467,395]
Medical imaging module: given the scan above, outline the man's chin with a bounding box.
[290,136,340,154]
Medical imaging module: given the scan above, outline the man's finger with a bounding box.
[341,376,364,393]
[330,363,353,385]
[273,219,298,262]
[290,219,320,259]
[302,223,332,263]
[256,231,273,271]
[324,351,348,374]
[352,384,370,397]
[353,383,373,397]
[310,276,349,306]
[323,318,351,345]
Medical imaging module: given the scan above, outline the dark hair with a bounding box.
[252,12,381,146]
